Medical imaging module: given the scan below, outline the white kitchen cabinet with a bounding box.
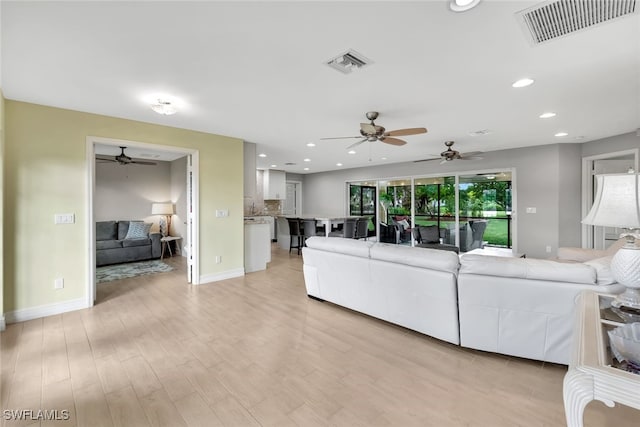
[263,169,286,199]
[244,221,271,272]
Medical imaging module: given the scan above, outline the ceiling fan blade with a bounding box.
[460,151,483,157]
[346,139,367,150]
[360,123,377,134]
[380,137,407,146]
[131,160,157,165]
[385,127,428,137]
[95,157,117,162]
[320,136,362,140]
[414,157,442,163]
[459,156,484,161]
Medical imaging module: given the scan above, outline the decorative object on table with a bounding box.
[608,322,640,374]
[582,172,640,310]
[96,259,173,284]
[152,202,175,237]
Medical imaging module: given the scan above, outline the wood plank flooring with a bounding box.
[2,245,639,426]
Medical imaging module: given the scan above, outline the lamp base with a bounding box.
[611,288,640,311]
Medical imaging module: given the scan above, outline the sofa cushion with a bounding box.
[122,238,152,248]
[96,239,123,250]
[118,221,130,240]
[305,236,373,258]
[125,222,152,239]
[96,221,117,241]
[460,254,596,284]
[584,256,616,285]
[370,243,460,273]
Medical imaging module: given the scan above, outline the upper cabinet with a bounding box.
[243,141,257,197]
[263,169,286,199]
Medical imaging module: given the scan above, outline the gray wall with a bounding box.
[302,132,640,258]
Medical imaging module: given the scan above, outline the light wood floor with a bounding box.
[2,245,639,426]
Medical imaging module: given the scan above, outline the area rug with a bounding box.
[96,259,173,284]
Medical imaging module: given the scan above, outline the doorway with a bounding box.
[582,149,639,249]
[86,136,200,306]
[283,181,302,216]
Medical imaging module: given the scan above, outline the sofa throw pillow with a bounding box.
[124,222,152,239]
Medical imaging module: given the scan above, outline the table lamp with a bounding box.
[151,202,175,237]
[582,172,640,310]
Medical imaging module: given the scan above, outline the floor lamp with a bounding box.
[582,172,640,310]
[152,203,175,237]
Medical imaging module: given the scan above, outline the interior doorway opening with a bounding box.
[86,136,200,306]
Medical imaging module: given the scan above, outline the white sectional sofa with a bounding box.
[302,237,461,345]
[302,237,625,364]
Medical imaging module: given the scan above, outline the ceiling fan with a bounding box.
[321,111,427,150]
[96,146,157,166]
[415,140,483,164]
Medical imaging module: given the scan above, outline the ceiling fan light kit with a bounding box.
[415,140,484,164]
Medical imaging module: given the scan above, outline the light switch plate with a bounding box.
[54,213,75,224]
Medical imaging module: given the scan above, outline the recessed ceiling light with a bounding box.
[348,150,356,154]
[336,163,343,166]
[539,112,556,119]
[449,0,481,12]
[512,78,534,88]
[555,132,569,137]
[303,158,311,162]
[144,94,183,115]
[574,135,586,140]
[270,164,277,167]
[258,153,267,158]
[381,157,387,160]
[306,142,316,147]
[304,167,309,171]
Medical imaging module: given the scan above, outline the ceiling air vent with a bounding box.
[516,0,638,45]
[326,49,372,74]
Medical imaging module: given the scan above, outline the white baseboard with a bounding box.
[4,298,88,325]
[0,315,5,331]
[199,268,245,284]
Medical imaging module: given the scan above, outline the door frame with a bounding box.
[285,180,303,215]
[86,136,200,306]
[581,148,639,249]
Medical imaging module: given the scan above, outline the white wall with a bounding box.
[95,160,171,230]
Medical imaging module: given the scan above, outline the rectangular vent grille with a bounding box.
[326,49,372,74]
[517,0,637,44]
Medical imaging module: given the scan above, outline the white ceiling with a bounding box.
[2,1,639,173]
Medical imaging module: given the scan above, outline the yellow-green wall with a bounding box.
[0,91,5,327]
[4,100,243,314]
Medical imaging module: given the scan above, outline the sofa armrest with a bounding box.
[150,233,162,258]
[557,246,607,262]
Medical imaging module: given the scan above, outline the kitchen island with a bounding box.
[244,217,271,272]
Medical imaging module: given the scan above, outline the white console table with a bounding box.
[563,292,640,426]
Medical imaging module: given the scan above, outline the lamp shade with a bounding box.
[151,203,175,215]
[582,173,640,228]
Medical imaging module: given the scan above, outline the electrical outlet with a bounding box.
[215,210,229,218]
[546,246,552,253]
[54,277,64,289]
[525,207,537,214]
[215,255,222,264]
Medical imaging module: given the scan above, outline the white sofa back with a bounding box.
[458,254,624,364]
[303,237,461,345]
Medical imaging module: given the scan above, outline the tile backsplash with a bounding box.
[244,197,282,216]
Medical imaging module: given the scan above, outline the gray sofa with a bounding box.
[96,220,161,266]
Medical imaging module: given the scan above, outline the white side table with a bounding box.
[160,236,182,259]
[563,292,640,426]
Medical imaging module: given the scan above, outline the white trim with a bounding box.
[199,268,245,284]
[5,298,87,324]
[0,315,6,331]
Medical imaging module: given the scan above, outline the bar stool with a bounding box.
[287,218,304,255]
